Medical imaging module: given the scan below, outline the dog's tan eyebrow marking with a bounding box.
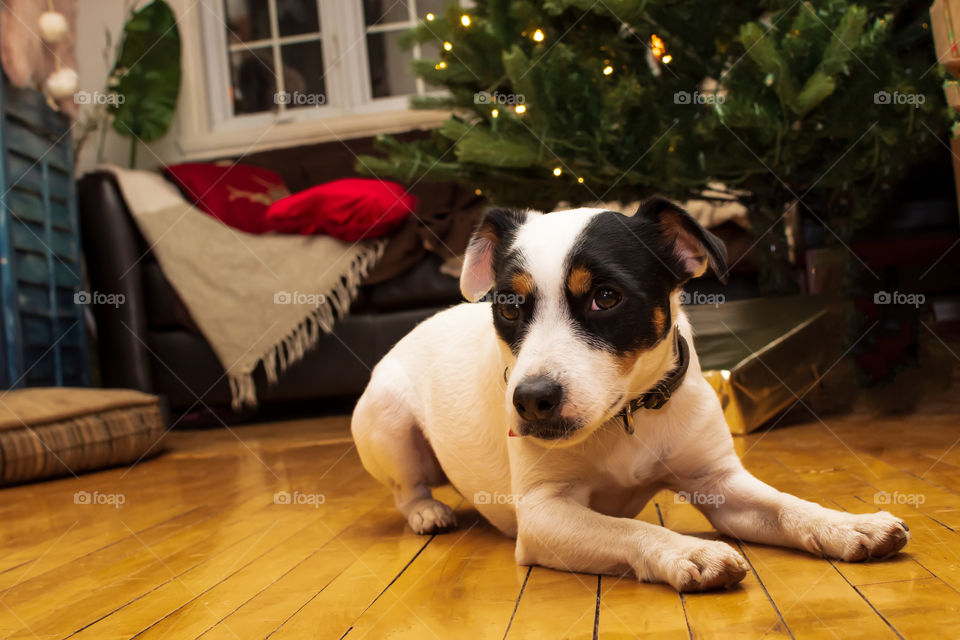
[567,266,592,296]
[511,271,535,297]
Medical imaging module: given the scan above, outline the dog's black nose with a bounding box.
[513,377,564,422]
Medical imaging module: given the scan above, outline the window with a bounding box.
[177,0,449,158]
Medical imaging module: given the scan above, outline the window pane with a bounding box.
[367,30,416,98]
[363,0,409,27]
[280,40,328,108]
[224,0,270,43]
[229,48,277,115]
[278,0,320,37]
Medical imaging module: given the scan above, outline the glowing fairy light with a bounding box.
[650,33,665,60]
[553,167,562,177]
[533,29,545,42]
[461,15,471,26]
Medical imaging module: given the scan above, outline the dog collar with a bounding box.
[618,327,689,435]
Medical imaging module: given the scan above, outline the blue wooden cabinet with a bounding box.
[0,77,89,388]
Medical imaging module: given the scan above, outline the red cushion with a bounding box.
[164,163,290,234]
[266,178,416,241]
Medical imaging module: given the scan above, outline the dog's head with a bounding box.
[461,197,727,445]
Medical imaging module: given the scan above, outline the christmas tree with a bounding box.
[358,0,945,291]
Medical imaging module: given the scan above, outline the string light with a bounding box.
[602,65,613,75]
[661,54,672,64]
[650,33,665,60]
[515,104,527,114]
[435,61,447,70]
[491,108,499,118]
[443,41,453,51]
[426,12,435,21]
[553,167,562,176]
[577,177,584,183]
[532,29,545,42]
[474,188,483,195]
[461,15,471,26]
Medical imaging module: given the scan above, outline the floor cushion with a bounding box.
[0,388,165,486]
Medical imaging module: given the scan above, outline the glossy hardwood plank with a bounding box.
[342,512,523,639]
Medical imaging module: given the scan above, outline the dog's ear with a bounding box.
[460,208,528,302]
[636,196,728,284]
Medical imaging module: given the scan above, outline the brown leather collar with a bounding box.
[618,327,689,434]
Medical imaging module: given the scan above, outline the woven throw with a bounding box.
[106,166,384,409]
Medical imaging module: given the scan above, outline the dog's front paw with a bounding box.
[406,498,457,534]
[803,511,909,561]
[652,539,749,592]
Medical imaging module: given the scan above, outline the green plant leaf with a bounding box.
[109,0,181,152]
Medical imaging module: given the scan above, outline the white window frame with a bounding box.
[173,0,449,160]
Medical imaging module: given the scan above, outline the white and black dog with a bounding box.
[351,198,908,592]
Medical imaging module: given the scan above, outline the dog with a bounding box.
[351,197,909,592]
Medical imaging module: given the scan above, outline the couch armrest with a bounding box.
[77,171,154,392]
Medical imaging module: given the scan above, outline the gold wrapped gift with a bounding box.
[687,296,841,434]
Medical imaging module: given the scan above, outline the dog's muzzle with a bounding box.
[512,376,577,439]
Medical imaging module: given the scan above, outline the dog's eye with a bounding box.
[591,288,622,311]
[498,303,521,322]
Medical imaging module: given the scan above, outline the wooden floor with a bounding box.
[3,393,960,639]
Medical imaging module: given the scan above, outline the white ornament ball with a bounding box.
[45,68,79,100]
[39,11,69,43]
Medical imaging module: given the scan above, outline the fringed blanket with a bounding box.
[107,166,384,409]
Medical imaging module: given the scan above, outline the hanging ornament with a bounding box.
[45,67,78,100]
[645,49,661,78]
[39,11,69,44]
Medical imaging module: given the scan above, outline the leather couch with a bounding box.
[77,170,468,421]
